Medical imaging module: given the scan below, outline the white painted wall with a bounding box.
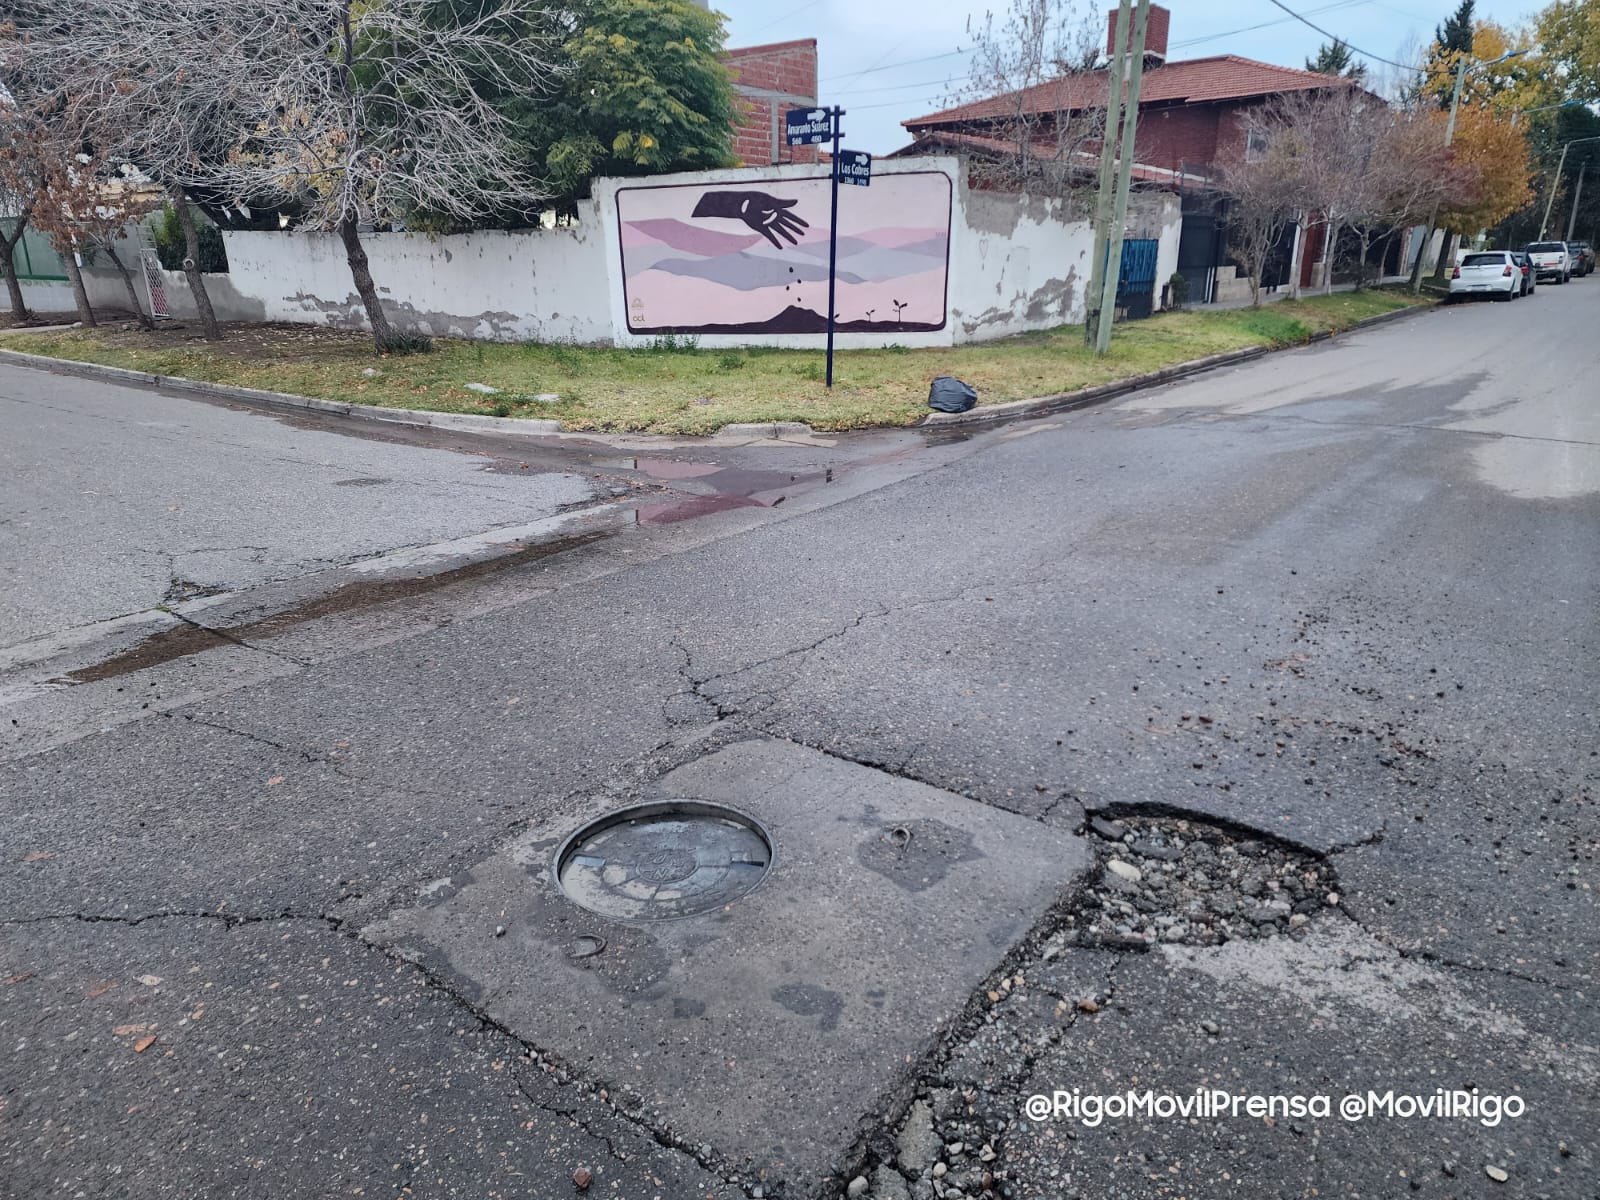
[198,159,1184,348]
[220,208,612,344]
[950,184,1182,340]
[20,266,264,323]
[951,187,1093,341]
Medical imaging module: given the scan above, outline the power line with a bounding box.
[1260,0,1420,70]
[819,47,969,83]
[744,0,822,40]
[1169,0,1371,50]
[835,74,972,97]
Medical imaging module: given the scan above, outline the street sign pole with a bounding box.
[826,106,843,389]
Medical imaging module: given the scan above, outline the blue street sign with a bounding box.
[785,108,833,146]
[837,149,871,187]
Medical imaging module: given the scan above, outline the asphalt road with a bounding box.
[2,283,1595,1200]
[0,368,596,648]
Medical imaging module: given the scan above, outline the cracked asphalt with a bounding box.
[3,284,1598,1199]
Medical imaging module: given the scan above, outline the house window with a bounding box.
[1245,126,1269,162]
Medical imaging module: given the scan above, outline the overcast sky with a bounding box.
[715,0,1541,155]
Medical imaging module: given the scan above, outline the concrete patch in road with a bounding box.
[365,737,1092,1196]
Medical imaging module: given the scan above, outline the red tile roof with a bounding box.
[906,55,1357,129]
[885,129,1213,187]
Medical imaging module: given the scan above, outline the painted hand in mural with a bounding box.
[690,191,810,250]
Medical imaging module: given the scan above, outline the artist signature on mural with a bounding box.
[690,191,810,249]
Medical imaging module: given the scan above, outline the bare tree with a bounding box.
[948,0,1105,212]
[8,0,562,351]
[5,1,249,339]
[1259,85,1375,293]
[1217,147,1296,307]
[0,85,100,326]
[195,0,560,352]
[0,164,36,322]
[1344,109,1456,287]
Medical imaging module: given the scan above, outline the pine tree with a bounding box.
[1425,0,1477,107]
[1305,39,1367,81]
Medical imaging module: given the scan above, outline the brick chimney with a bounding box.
[1106,3,1170,67]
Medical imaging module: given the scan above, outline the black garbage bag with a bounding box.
[927,375,978,413]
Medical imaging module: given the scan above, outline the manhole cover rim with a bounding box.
[551,799,776,923]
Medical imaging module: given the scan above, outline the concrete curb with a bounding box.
[920,300,1436,427]
[0,300,1433,441]
[918,346,1272,427]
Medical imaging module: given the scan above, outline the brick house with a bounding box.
[899,5,1365,302]
[723,38,821,167]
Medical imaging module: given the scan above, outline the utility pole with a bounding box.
[1085,0,1132,345]
[1095,0,1151,356]
[1408,48,1523,292]
[1408,56,1467,293]
[1567,160,1587,243]
[1537,140,1570,241]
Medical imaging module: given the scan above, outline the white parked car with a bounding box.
[1448,251,1522,302]
[1524,241,1572,284]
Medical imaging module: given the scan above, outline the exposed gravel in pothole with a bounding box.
[1051,813,1342,949]
[839,816,1344,1199]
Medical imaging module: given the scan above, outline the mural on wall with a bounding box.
[616,170,952,334]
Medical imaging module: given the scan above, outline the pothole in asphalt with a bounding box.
[554,800,772,920]
[1054,813,1341,950]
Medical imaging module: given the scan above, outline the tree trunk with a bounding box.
[61,249,96,327]
[1286,214,1306,301]
[1323,220,1339,293]
[0,238,31,322]
[1355,232,1371,290]
[338,214,394,351]
[1432,231,1455,281]
[102,243,154,330]
[172,185,222,341]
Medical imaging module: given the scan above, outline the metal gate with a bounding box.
[140,252,171,319]
[1116,238,1160,319]
[1177,191,1225,304]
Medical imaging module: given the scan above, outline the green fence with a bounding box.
[2,218,68,281]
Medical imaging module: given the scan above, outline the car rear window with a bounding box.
[1527,243,1566,252]
[1462,254,1506,266]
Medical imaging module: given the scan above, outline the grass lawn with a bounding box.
[2,288,1429,435]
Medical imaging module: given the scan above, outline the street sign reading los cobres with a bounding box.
[785,108,833,146]
[836,149,871,187]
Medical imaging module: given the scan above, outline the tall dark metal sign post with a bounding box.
[786,105,860,388]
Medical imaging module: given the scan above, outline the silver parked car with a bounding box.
[1448,250,1521,302]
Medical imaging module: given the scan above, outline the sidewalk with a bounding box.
[1203,275,1412,310]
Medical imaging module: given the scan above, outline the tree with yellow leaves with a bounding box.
[1536,0,1600,101]
[1437,106,1536,235]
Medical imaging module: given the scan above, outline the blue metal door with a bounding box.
[1117,238,1160,318]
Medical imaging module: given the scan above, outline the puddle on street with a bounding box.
[636,494,770,525]
[631,458,723,480]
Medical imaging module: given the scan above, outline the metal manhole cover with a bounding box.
[554,801,773,921]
